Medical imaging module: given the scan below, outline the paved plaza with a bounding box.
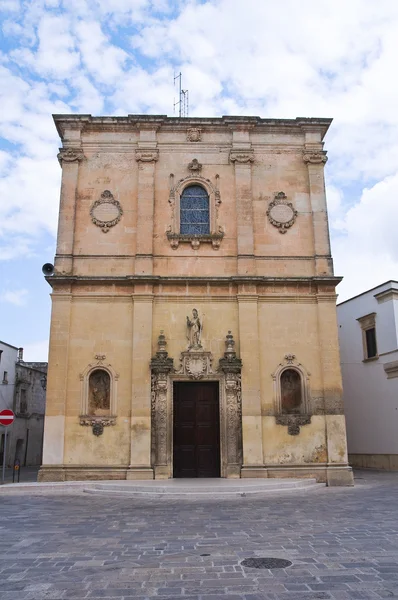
[1,471,398,600]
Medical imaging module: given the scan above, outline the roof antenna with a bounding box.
[173,72,189,117]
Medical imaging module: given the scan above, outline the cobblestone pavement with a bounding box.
[1,471,398,600]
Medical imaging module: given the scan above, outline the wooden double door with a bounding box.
[173,382,220,478]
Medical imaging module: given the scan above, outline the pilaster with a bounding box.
[127,291,154,479]
[303,128,333,276]
[39,287,72,481]
[237,290,263,471]
[316,291,354,485]
[55,147,84,275]
[229,125,255,275]
[134,124,159,276]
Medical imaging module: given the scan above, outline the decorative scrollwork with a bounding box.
[135,149,159,162]
[57,147,84,166]
[275,414,311,435]
[229,150,254,164]
[266,191,297,234]
[90,190,123,233]
[79,416,116,436]
[303,151,328,165]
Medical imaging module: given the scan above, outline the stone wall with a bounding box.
[39,115,353,485]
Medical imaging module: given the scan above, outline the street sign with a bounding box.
[0,409,15,427]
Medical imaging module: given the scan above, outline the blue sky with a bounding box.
[1,0,398,360]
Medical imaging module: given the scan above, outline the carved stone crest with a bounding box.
[90,190,123,233]
[177,351,214,380]
[266,192,297,234]
[187,128,201,142]
[188,158,202,173]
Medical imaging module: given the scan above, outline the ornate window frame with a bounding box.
[357,313,378,361]
[272,354,312,435]
[167,172,223,249]
[79,355,118,435]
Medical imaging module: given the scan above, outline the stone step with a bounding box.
[83,478,324,497]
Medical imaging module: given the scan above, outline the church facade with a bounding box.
[39,114,353,486]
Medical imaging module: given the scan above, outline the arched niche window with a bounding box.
[180,185,210,235]
[281,369,302,414]
[79,359,118,419]
[272,356,311,416]
[88,369,110,416]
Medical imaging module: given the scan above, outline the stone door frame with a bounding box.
[150,332,243,480]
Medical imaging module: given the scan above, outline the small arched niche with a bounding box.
[88,369,111,416]
[280,368,302,414]
[79,358,118,419]
[272,355,311,416]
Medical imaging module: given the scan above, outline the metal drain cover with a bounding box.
[241,557,292,569]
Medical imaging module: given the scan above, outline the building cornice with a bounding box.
[53,114,332,141]
[46,274,342,288]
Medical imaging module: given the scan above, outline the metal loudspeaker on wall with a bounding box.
[42,263,54,276]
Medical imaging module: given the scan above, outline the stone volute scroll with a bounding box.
[150,331,174,477]
[218,331,243,478]
[57,147,85,166]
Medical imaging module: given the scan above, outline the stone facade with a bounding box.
[39,114,353,485]
[0,342,47,467]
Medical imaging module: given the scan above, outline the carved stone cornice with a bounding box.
[229,150,254,164]
[303,151,328,165]
[135,149,159,163]
[166,231,224,250]
[57,147,85,166]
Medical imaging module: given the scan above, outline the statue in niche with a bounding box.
[186,308,203,350]
[281,369,302,414]
[88,369,110,414]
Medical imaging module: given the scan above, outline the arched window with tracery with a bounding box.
[180,185,210,235]
[280,368,302,414]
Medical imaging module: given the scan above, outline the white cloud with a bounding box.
[75,20,128,84]
[11,15,80,79]
[0,288,28,305]
[332,173,398,300]
[0,0,398,310]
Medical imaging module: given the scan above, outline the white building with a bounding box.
[0,342,47,467]
[337,281,398,470]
